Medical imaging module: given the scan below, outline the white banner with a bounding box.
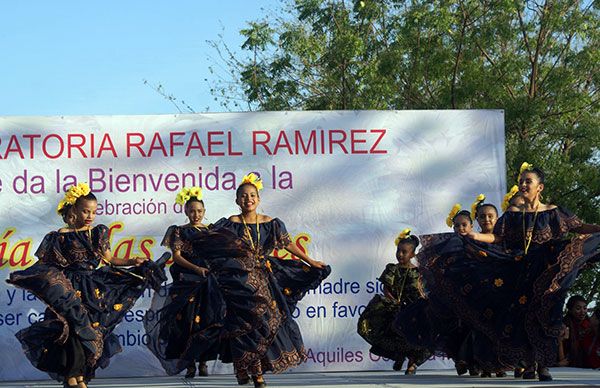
[0,110,505,380]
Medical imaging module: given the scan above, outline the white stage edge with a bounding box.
[1,369,599,388]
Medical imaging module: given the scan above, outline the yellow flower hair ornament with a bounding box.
[470,194,486,220]
[394,228,412,246]
[66,182,91,203]
[446,203,462,228]
[240,172,263,191]
[56,199,69,215]
[518,161,533,182]
[520,162,533,174]
[502,185,519,211]
[175,186,202,205]
[57,182,91,214]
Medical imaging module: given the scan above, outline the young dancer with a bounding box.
[357,229,430,374]
[457,195,507,378]
[7,183,165,388]
[205,173,330,388]
[145,187,224,377]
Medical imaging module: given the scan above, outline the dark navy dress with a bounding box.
[357,264,431,365]
[206,217,331,376]
[7,225,165,383]
[144,225,226,375]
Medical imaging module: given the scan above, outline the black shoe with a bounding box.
[469,366,481,376]
[185,364,196,378]
[522,366,536,379]
[456,362,468,376]
[514,367,525,378]
[252,375,267,388]
[481,371,492,378]
[393,359,404,371]
[197,362,208,376]
[538,366,552,381]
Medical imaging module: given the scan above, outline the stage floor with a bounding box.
[2,369,599,388]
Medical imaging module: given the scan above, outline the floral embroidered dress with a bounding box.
[6,225,165,383]
[144,225,226,375]
[357,263,431,365]
[204,218,331,378]
[395,207,600,369]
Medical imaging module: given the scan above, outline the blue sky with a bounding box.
[0,1,277,116]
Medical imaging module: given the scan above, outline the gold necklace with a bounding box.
[397,267,411,303]
[192,224,206,232]
[241,214,260,254]
[75,225,92,241]
[522,203,540,255]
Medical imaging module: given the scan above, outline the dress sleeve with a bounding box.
[378,263,397,289]
[271,218,292,249]
[95,224,110,253]
[551,207,584,234]
[35,232,69,267]
[160,225,183,251]
[531,207,583,244]
[210,217,232,230]
[493,213,507,237]
[495,207,584,246]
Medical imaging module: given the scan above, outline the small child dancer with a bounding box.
[358,229,431,374]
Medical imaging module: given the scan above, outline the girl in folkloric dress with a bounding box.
[145,187,225,378]
[204,173,331,388]
[455,195,509,378]
[357,229,430,375]
[7,183,165,388]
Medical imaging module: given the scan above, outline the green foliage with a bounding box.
[209,0,600,297]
